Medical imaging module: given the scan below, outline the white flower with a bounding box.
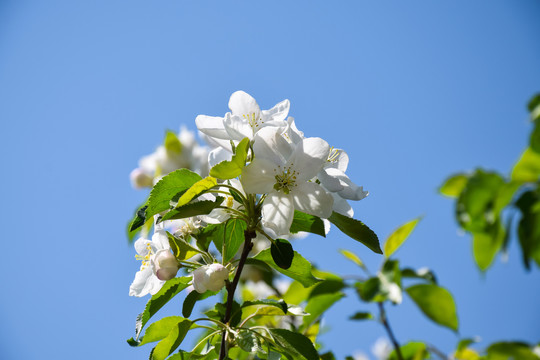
[192,263,230,293]
[130,168,154,189]
[242,127,334,236]
[372,337,392,360]
[196,91,290,167]
[129,225,174,297]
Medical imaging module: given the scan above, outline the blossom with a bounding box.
[192,264,230,293]
[241,127,334,236]
[196,91,290,167]
[129,225,175,297]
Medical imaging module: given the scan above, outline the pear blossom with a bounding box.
[242,127,334,236]
[129,224,177,297]
[192,263,230,293]
[196,91,290,167]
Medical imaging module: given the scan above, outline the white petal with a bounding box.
[224,113,253,140]
[284,117,304,145]
[318,168,345,192]
[326,149,349,172]
[338,180,369,201]
[261,192,294,237]
[292,182,333,219]
[129,267,159,297]
[262,98,290,123]
[288,138,329,182]
[241,158,278,195]
[134,238,152,255]
[229,91,260,118]
[195,115,230,140]
[253,126,289,166]
[330,192,354,217]
[152,229,170,250]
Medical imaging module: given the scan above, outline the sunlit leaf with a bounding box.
[167,233,200,261]
[388,341,429,360]
[253,250,319,287]
[339,249,367,271]
[512,148,540,182]
[289,211,326,237]
[406,284,458,331]
[302,292,343,330]
[487,341,540,360]
[212,218,247,263]
[439,173,469,198]
[270,329,319,360]
[174,177,217,208]
[384,217,421,258]
[328,212,382,254]
[161,197,224,222]
[210,137,250,179]
[242,299,288,314]
[349,312,373,321]
[164,130,182,154]
[151,319,192,360]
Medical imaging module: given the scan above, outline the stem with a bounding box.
[378,302,404,360]
[218,228,256,360]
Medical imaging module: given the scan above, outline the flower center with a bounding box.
[273,166,298,194]
[243,112,263,131]
[327,147,341,163]
[135,243,153,270]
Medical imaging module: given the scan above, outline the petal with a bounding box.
[292,182,334,219]
[152,229,170,250]
[195,115,229,140]
[330,192,354,217]
[192,268,208,293]
[134,238,152,255]
[209,147,232,168]
[337,180,369,201]
[326,148,349,172]
[288,137,330,181]
[228,91,260,118]
[262,98,290,123]
[253,126,289,165]
[129,267,155,297]
[318,168,345,192]
[241,158,278,195]
[261,192,294,237]
[284,117,304,145]
[224,113,253,140]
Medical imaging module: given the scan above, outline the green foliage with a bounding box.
[401,267,437,284]
[211,218,247,263]
[174,177,217,208]
[253,249,320,287]
[270,238,294,269]
[242,299,288,314]
[289,211,326,237]
[515,190,540,269]
[406,283,458,331]
[161,197,224,222]
[210,137,250,179]
[328,211,382,254]
[339,249,367,270]
[269,329,320,360]
[440,173,469,198]
[349,312,373,321]
[168,233,200,261]
[388,342,429,360]
[512,148,540,182]
[384,217,421,258]
[151,318,192,360]
[302,292,344,330]
[356,259,402,304]
[486,341,540,360]
[164,130,182,154]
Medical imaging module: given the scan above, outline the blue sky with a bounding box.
[1,1,539,359]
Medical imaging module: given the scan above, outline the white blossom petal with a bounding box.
[287,138,329,182]
[262,192,294,236]
[195,115,230,140]
[253,127,290,166]
[228,91,260,118]
[292,182,333,219]
[262,99,290,123]
[318,168,345,192]
[224,113,253,140]
[241,158,278,195]
[208,147,232,168]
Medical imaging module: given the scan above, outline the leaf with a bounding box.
[487,341,540,360]
[289,211,326,237]
[515,190,540,269]
[182,290,200,318]
[133,277,192,340]
[349,312,373,321]
[164,130,182,154]
[406,284,458,331]
[529,94,540,122]
[151,319,192,360]
[236,330,263,353]
[129,204,149,234]
[439,173,469,198]
[339,249,366,270]
[136,316,188,347]
[168,233,200,261]
[401,267,437,284]
[253,249,319,287]
[328,212,382,254]
[269,329,319,360]
[242,299,288,314]
[512,148,540,182]
[302,293,343,330]
[270,239,294,269]
[161,197,224,222]
[384,217,421,258]
[473,228,505,271]
[388,342,429,360]
[175,177,217,208]
[145,169,202,222]
[309,279,345,299]
[215,301,243,327]
[212,218,248,263]
[530,120,540,153]
[210,137,250,179]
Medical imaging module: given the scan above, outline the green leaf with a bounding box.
[215,301,243,327]
[151,319,192,360]
[349,312,373,321]
[339,249,367,270]
[242,299,288,314]
[530,120,540,153]
[473,228,505,271]
[271,239,294,269]
[328,212,382,254]
[269,329,319,360]
[164,130,182,154]
[384,217,421,258]
[515,190,540,269]
[302,292,343,330]
[406,284,458,331]
[237,330,263,353]
[487,341,540,360]
[168,233,200,261]
[161,197,224,222]
[210,137,250,179]
[212,218,248,263]
[136,316,188,347]
[129,204,149,234]
[388,342,429,360]
[146,169,202,221]
[182,290,200,318]
[529,93,540,121]
[512,148,540,182]
[175,177,218,208]
[309,279,345,299]
[401,267,437,284]
[289,211,326,237]
[253,249,319,287]
[439,173,469,198]
[133,277,192,340]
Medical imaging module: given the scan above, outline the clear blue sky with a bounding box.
[1,1,539,359]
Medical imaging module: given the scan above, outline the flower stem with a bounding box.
[378,302,404,360]
[218,228,255,360]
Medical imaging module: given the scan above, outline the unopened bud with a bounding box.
[130,168,154,189]
[153,250,180,281]
[192,264,229,293]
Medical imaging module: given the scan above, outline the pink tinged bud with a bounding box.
[153,250,180,281]
[192,264,229,293]
[130,168,154,189]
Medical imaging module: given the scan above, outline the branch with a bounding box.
[378,302,404,360]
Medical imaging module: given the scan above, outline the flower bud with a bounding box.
[192,264,229,293]
[153,250,180,281]
[130,168,154,189]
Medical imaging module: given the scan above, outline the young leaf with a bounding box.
[146,169,202,221]
[289,211,326,237]
[401,267,437,284]
[242,299,288,314]
[182,290,200,318]
[339,249,367,270]
[406,284,458,331]
[253,249,319,287]
[164,130,182,154]
[212,218,247,263]
[511,148,540,183]
[384,217,421,258]
[487,341,539,360]
[151,319,192,360]
[134,277,192,340]
[161,197,224,222]
[209,137,250,179]
[128,204,149,236]
[270,329,319,360]
[328,212,382,254]
[135,316,188,347]
[515,190,540,269]
[236,330,263,353]
[271,239,294,269]
[439,173,468,198]
[175,177,217,208]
